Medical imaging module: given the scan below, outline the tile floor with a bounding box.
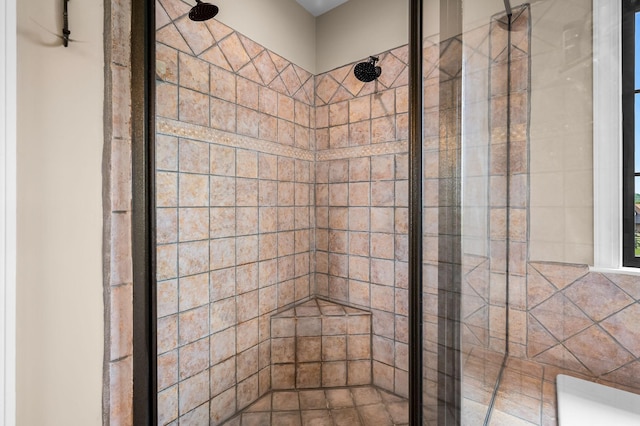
[222,386,409,425]
[479,357,640,426]
[222,356,640,425]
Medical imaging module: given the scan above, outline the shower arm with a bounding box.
[503,0,512,17]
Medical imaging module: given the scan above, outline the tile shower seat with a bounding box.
[270,298,373,390]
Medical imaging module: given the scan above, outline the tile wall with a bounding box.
[314,46,410,397]
[155,1,316,423]
[525,263,640,391]
[105,0,134,423]
[107,1,640,425]
[269,298,372,390]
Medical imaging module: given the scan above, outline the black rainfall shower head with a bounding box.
[354,56,382,83]
[189,0,219,21]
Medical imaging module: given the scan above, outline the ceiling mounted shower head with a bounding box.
[189,0,219,21]
[354,56,382,83]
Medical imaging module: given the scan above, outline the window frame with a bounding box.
[622,0,640,267]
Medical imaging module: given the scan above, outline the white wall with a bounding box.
[528,0,594,264]
[316,0,408,73]
[16,0,104,424]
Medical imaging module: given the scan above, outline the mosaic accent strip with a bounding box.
[317,140,407,161]
[157,118,315,161]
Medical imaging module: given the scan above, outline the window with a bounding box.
[622,0,640,267]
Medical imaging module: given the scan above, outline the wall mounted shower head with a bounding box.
[189,0,219,21]
[354,56,382,83]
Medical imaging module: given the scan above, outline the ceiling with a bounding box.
[295,0,349,17]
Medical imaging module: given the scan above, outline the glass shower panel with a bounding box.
[421,0,528,423]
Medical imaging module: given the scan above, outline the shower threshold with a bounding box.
[222,385,409,425]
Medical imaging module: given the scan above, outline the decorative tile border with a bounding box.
[157,118,315,161]
[158,118,409,163]
[317,140,408,161]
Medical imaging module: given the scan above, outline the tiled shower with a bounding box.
[153,0,640,425]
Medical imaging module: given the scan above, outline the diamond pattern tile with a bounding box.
[526,315,558,358]
[158,0,190,20]
[526,264,556,308]
[175,16,215,56]
[600,303,640,357]
[530,292,591,341]
[533,344,590,376]
[254,51,279,86]
[199,45,232,71]
[238,62,263,85]
[564,325,635,376]
[563,273,634,322]
[205,18,234,42]
[218,33,252,72]
[376,53,405,88]
[604,273,640,300]
[529,262,588,290]
[601,360,640,390]
[280,65,303,97]
[157,23,192,54]
[465,260,489,301]
[239,34,264,59]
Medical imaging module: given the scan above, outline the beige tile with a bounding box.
[348,335,371,360]
[322,316,347,335]
[178,87,209,126]
[210,65,236,102]
[272,364,295,389]
[358,403,393,426]
[348,361,372,386]
[210,327,235,364]
[301,410,333,426]
[178,338,209,381]
[349,157,371,182]
[179,173,209,207]
[322,335,347,362]
[157,278,178,319]
[333,407,362,426]
[176,272,208,312]
[237,346,259,382]
[297,337,322,362]
[330,124,349,149]
[157,314,178,354]
[297,317,321,336]
[178,370,209,415]
[210,97,237,133]
[373,361,394,391]
[156,171,178,208]
[156,82,178,119]
[237,318,260,352]
[210,267,235,302]
[271,317,295,338]
[210,238,236,270]
[158,385,178,425]
[178,305,209,346]
[326,388,354,408]
[179,402,209,425]
[158,349,178,391]
[271,337,295,364]
[296,362,321,388]
[210,387,236,425]
[329,101,348,126]
[322,361,347,387]
[371,155,395,180]
[210,357,235,397]
[299,390,328,410]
